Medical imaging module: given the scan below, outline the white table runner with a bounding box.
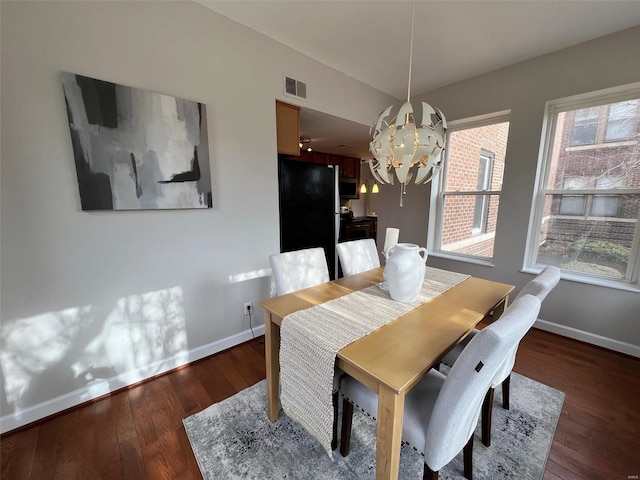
[280,267,470,457]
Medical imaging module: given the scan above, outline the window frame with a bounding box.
[524,83,640,291]
[428,110,510,266]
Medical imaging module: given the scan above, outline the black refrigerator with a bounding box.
[278,157,340,279]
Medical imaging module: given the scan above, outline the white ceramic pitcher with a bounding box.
[385,243,428,302]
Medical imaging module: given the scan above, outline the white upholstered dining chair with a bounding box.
[269,247,330,295]
[268,246,341,448]
[339,295,542,480]
[336,238,381,277]
[439,265,561,446]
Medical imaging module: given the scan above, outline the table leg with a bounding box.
[376,385,405,480]
[492,295,508,321]
[265,312,280,422]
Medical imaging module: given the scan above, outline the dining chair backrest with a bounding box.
[514,265,561,302]
[423,294,541,471]
[336,239,380,277]
[493,266,560,387]
[269,247,330,295]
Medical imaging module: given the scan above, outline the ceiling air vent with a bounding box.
[284,75,307,100]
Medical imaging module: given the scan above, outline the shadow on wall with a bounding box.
[0,287,188,418]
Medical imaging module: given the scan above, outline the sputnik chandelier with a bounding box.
[366,1,447,207]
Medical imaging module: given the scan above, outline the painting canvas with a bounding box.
[61,72,212,210]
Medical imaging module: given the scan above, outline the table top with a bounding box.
[261,267,514,395]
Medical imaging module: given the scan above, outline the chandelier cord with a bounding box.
[406,0,416,103]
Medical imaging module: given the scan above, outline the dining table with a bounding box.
[260,266,514,480]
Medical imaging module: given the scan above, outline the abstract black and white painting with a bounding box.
[61,72,212,210]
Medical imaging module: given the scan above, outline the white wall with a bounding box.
[377,27,640,355]
[0,1,395,432]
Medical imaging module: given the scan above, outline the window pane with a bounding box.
[591,195,620,217]
[441,194,499,258]
[571,106,599,146]
[563,176,592,190]
[546,104,640,192]
[605,100,639,142]
[437,120,508,260]
[559,195,585,215]
[535,194,639,279]
[444,123,508,192]
[595,175,626,190]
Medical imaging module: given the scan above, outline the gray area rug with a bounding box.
[184,373,564,479]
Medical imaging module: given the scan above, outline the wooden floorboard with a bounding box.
[1,331,639,479]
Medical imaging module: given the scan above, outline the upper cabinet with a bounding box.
[275,101,300,155]
[276,100,361,187]
[297,151,360,179]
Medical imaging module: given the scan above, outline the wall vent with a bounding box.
[284,75,307,100]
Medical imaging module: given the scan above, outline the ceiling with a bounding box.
[198,1,640,158]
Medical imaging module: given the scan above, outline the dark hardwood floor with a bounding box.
[1,329,639,479]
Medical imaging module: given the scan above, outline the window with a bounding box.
[559,177,588,215]
[605,100,639,142]
[432,113,510,261]
[569,99,639,147]
[473,152,493,234]
[571,106,599,146]
[527,85,640,286]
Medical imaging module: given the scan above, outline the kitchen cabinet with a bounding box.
[294,151,360,180]
[275,101,300,155]
[339,156,358,179]
[298,150,331,165]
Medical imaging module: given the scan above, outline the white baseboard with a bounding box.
[4,319,634,434]
[534,318,640,358]
[0,325,265,435]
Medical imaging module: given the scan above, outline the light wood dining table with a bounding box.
[260,267,514,480]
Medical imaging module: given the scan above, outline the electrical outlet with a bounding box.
[243,302,252,316]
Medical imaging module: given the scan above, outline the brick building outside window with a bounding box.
[529,92,640,283]
[434,115,509,260]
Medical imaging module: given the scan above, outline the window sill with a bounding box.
[566,139,637,151]
[522,266,640,293]
[552,215,635,222]
[429,251,495,268]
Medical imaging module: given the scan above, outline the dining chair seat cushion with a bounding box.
[269,247,330,295]
[336,239,381,277]
[341,368,446,456]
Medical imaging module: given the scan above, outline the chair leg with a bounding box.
[481,388,494,447]
[463,434,474,480]
[502,374,511,410]
[423,464,438,480]
[331,391,339,450]
[339,398,353,457]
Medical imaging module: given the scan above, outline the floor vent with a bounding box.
[284,75,307,100]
